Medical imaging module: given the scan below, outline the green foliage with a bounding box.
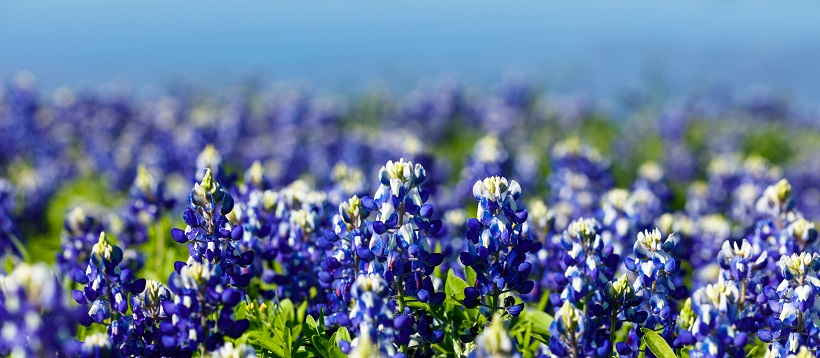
[641,328,677,358]
[303,314,347,358]
[510,307,553,357]
[234,299,312,358]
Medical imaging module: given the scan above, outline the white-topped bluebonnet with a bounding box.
[171,168,254,288]
[356,159,446,351]
[460,176,534,318]
[549,300,586,358]
[758,252,820,356]
[620,229,686,356]
[73,232,147,325]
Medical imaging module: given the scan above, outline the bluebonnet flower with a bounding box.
[525,199,566,300]
[171,168,254,288]
[460,176,534,318]
[470,312,522,358]
[604,274,643,357]
[678,240,767,357]
[550,218,619,357]
[355,159,446,350]
[610,229,687,358]
[758,252,820,356]
[73,232,147,342]
[163,259,249,355]
[549,300,585,358]
[348,273,397,357]
[57,207,105,276]
[317,195,373,328]
[0,263,80,357]
[555,219,619,306]
[227,162,277,281]
[753,180,818,262]
[107,279,174,356]
[599,188,663,255]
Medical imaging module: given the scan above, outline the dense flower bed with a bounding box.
[2,74,820,357]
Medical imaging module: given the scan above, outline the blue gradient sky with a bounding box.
[2,1,820,98]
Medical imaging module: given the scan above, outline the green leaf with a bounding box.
[246,331,287,357]
[445,269,469,302]
[526,309,553,339]
[641,328,677,358]
[331,327,351,344]
[303,315,346,358]
[465,265,477,286]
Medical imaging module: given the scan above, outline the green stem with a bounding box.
[610,306,618,357]
[491,285,501,318]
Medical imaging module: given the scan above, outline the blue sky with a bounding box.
[2,1,820,99]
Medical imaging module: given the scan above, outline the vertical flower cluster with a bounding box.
[73,232,147,325]
[348,273,397,357]
[113,279,174,356]
[460,176,534,318]
[171,168,254,287]
[622,229,686,351]
[550,301,586,358]
[0,263,79,357]
[164,260,249,354]
[166,168,252,354]
[319,195,372,328]
[753,179,818,264]
[549,218,619,357]
[360,159,446,349]
[758,253,820,355]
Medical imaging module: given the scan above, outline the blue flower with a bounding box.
[0,263,80,357]
[460,176,535,319]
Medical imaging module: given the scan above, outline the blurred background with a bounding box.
[3,1,820,99]
[1,1,820,265]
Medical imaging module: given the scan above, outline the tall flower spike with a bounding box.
[73,232,146,326]
[461,176,535,320]
[621,228,685,356]
[358,159,446,351]
[171,168,253,287]
[550,300,585,358]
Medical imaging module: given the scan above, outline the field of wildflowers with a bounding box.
[2,74,820,357]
